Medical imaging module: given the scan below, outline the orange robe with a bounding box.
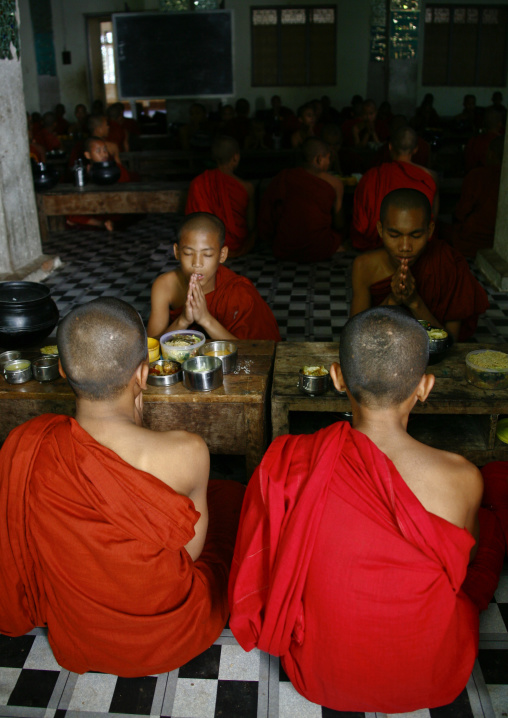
[352,161,437,250]
[452,165,501,257]
[258,167,342,263]
[185,170,250,254]
[170,264,281,341]
[369,240,489,341]
[229,422,504,713]
[0,414,245,676]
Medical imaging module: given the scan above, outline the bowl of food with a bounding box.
[160,330,206,363]
[0,350,21,369]
[418,321,451,364]
[147,337,160,363]
[3,358,32,384]
[40,344,59,357]
[32,356,59,382]
[299,365,330,396]
[182,355,223,392]
[202,341,237,374]
[147,359,182,387]
[466,349,508,390]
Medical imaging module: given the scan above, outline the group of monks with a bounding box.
[6,91,507,712]
[0,199,506,710]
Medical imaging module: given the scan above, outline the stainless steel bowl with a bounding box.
[183,355,223,392]
[147,359,182,386]
[32,356,59,382]
[298,368,330,396]
[4,358,32,384]
[0,350,21,369]
[202,341,238,374]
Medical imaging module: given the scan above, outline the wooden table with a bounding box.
[36,181,189,242]
[271,342,508,465]
[0,340,275,477]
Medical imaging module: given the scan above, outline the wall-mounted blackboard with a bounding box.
[113,11,234,99]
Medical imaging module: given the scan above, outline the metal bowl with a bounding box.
[147,359,182,386]
[32,356,59,382]
[4,358,32,384]
[183,355,223,392]
[202,341,238,374]
[298,368,330,396]
[0,350,21,369]
[160,330,206,363]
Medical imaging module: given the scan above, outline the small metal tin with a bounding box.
[183,355,223,392]
[202,341,238,374]
[147,359,182,386]
[0,350,22,369]
[4,359,32,384]
[32,356,59,382]
[298,368,330,396]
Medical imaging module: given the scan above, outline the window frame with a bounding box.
[250,5,337,87]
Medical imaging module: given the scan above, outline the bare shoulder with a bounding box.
[414,162,438,185]
[321,172,344,193]
[352,248,388,279]
[152,269,183,296]
[237,176,254,196]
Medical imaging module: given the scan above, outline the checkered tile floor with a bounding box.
[41,214,508,345]
[1,215,504,717]
[1,570,507,717]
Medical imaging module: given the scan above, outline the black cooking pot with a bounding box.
[0,281,59,349]
[89,160,121,185]
[32,161,59,192]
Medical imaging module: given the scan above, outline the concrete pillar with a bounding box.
[0,1,47,279]
[476,138,508,290]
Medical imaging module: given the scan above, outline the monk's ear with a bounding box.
[427,221,435,240]
[219,244,229,264]
[330,362,347,393]
[58,358,66,379]
[376,220,384,239]
[173,242,180,261]
[135,360,149,391]
[415,373,435,404]
[84,151,91,161]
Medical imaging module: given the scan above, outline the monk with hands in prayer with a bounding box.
[147,212,280,342]
[351,188,489,341]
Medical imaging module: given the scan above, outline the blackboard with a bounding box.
[113,11,234,99]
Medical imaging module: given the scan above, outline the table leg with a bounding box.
[244,404,266,479]
[36,194,49,244]
[271,401,290,439]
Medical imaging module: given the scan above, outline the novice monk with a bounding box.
[290,103,316,148]
[66,137,132,232]
[258,137,344,263]
[228,307,505,713]
[351,188,489,341]
[185,135,255,258]
[352,125,438,250]
[0,297,245,677]
[147,212,281,341]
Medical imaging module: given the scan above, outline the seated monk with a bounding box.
[228,307,505,713]
[351,125,438,251]
[32,111,62,152]
[351,189,489,342]
[451,136,503,258]
[375,114,431,167]
[351,99,381,148]
[290,102,316,149]
[464,107,504,173]
[185,135,255,258]
[66,137,132,232]
[258,137,344,263]
[147,212,281,342]
[0,297,245,676]
[87,113,121,163]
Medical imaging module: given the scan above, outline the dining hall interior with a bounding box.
[1,1,508,717]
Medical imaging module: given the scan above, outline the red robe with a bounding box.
[0,414,245,677]
[229,422,503,713]
[170,264,281,341]
[185,170,250,254]
[452,165,501,257]
[464,130,500,173]
[258,167,342,263]
[352,161,437,250]
[369,240,489,341]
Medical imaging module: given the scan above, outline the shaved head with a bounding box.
[211,135,240,165]
[391,126,418,155]
[178,212,226,247]
[379,188,431,226]
[340,307,429,408]
[302,137,329,164]
[57,298,147,401]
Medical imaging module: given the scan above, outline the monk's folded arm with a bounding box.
[350,256,374,316]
